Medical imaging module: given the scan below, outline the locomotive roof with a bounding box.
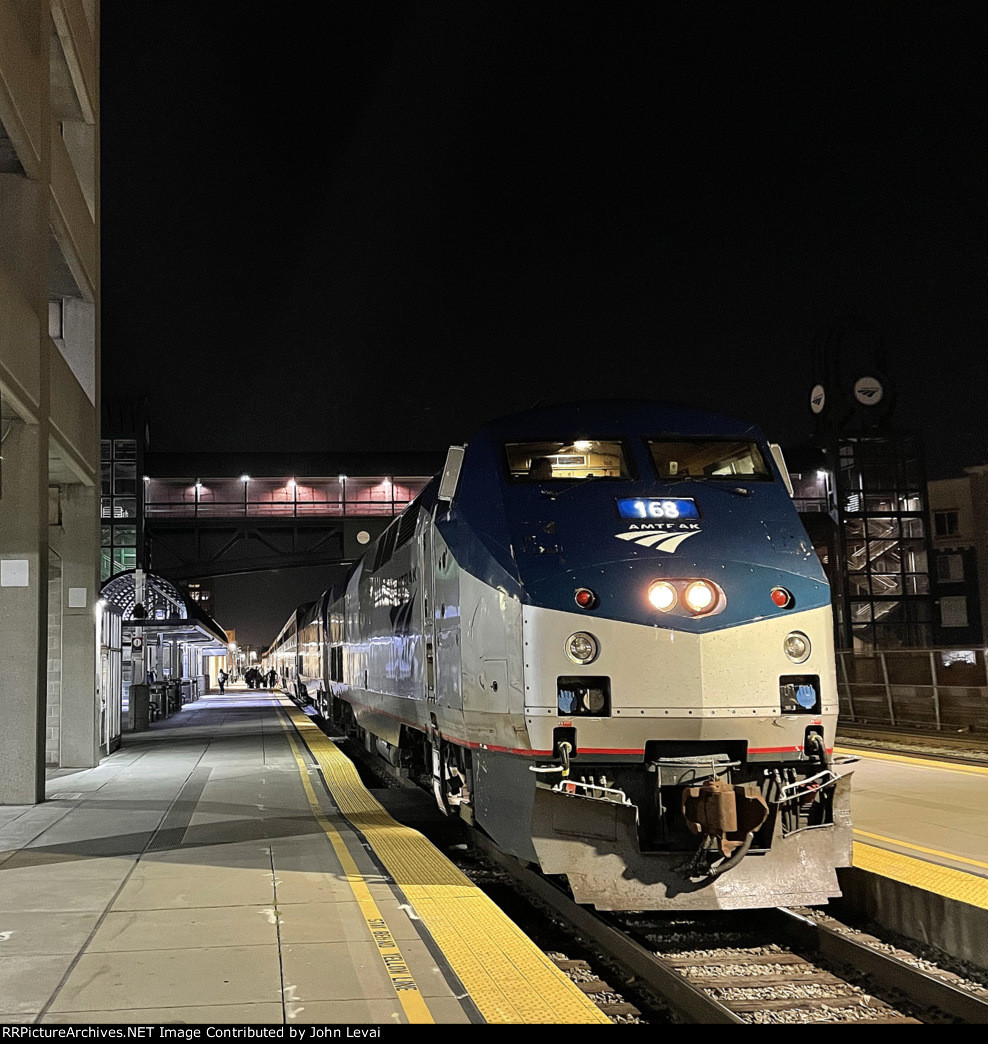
[475,400,764,441]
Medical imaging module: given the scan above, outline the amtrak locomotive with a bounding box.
[268,401,853,911]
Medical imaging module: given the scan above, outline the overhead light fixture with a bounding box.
[241,474,250,482]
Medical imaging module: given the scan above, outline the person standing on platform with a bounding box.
[267,667,277,689]
[217,668,227,694]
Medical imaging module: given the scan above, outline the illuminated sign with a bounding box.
[615,498,700,521]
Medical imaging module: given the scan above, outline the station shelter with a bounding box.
[99,569,228,728]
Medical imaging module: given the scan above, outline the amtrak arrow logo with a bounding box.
[614,530,700,552]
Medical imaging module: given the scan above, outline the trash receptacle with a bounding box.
[166,681,182,714]
[130,683,150,731]
[149,682,168,719]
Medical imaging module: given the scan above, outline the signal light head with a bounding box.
[771,587,793,608]
[574,588,597,610]
[648,580,678,612]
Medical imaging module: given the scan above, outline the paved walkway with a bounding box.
[0,692,473,1024]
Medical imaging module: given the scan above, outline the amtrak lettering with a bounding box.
[615,522,701,552]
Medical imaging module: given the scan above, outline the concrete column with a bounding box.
[57,482,99,766]
[0,420,48,803]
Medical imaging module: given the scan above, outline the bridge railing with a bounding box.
[145,476,432,518]
[836,647,988,732]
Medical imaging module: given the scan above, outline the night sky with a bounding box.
[100,5,986,644]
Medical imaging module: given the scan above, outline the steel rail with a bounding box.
[471,831,743,1024]
[777,907,988,1024]
[472,833,988,1024]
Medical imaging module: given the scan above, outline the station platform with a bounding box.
[0,689,609,1025]
[836,740,988,966]
[839,741,988,894]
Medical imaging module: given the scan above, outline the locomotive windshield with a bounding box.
[505,440,632,482]
[647,439,772,481]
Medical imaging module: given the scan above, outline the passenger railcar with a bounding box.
[270,401,853,911]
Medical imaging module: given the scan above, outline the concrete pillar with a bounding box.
[0,420,48,803]
[45,550,62,765]
[57,483,99,767]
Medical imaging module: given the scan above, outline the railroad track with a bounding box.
[331,723,988,1024]
[472,833,988,1024]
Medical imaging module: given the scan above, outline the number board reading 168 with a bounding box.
[615,498,701,521]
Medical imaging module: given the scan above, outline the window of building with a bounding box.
[112,498,137,519]
[112,548,137,574]
[113,524,137,547]
[937,554,965,583]
[934,510,960,537]
[113,462,137,495]
[940,596,969,628]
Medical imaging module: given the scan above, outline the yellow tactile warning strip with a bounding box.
[835,744,988,777]
[280,702,611,1025]
[853,829,988,874]
[853,841,988,911]
[278,716,437,1024]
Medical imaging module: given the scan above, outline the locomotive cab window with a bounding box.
[647,439,773,481]
[505,440,632,482]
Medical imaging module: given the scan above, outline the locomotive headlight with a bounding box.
[683,581,716,614]
[784,631,812,663]
[566,632,599,665]
[648,580,678,612]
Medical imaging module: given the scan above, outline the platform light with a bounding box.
[143,475,150,483]
[574,440,593,452]
[338,475,347,482]
[287,478,296,489]
[195,481,204,494]
[241,474,250,482]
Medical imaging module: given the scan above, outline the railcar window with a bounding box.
[505,441,631,482]
[647,439,773,481]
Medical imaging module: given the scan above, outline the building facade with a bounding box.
[789,433,934,652]
[928,465,988,646]
[0,0,100,801]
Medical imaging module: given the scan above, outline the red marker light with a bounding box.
[771,587,793,608]
[574,588,597,609]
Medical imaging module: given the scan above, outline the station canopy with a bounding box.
[100,569,228,651]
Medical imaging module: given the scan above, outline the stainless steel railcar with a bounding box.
[271,401,853,911]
